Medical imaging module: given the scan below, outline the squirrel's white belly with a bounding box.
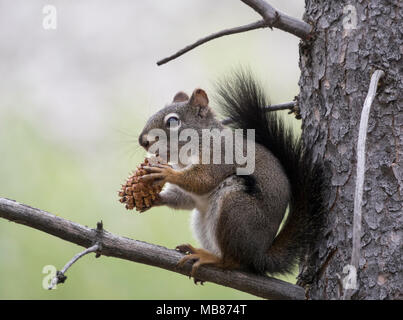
[190,193,222,257]
[188,176,239,257]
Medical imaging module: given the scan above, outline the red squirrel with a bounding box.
[137,71,325,280]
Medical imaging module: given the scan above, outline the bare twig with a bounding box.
[221,101,296,125]
[157,0,312,66]
[0,197,305,300]
[343,69,385,300]
[157,20,267,66]
[241,0,312,39]
[48,243,100,290]
[263,101,296,112]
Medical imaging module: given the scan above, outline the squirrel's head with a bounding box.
[138,88,221,164]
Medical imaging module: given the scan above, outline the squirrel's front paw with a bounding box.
[140,164,178,185]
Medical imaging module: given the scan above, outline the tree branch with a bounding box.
[157,20,267,66]
[221,101,296,125]
[157,0,312,66]
[48,243,101,290]
[0,197,305,300]
[240,0,312,39]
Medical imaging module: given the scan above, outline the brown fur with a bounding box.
[138,72,324,279]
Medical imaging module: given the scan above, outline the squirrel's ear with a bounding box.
[172,91,189,103]
[189,88,209,108]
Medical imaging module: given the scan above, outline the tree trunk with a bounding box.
[297,0,402,299]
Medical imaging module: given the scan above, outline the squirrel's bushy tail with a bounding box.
[216,70,325,274]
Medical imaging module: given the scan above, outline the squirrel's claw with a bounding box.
[142,166,163,173]
[176,245,222,285]
[140,166,177,185]
[139,173,165,182]
[175,243,196,255]
[176,253,198,269]
[176,254,204,284]
[194,278,205,285]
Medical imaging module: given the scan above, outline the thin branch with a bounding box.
[263,101,295,111]
[157,1,312,66]
[241,0,312,39]
[157,0,313,66]
[343,69,385,300]
[157,20,267,66]
[48,243,100,290]
[0,197,305,300]
[221,101,296,125]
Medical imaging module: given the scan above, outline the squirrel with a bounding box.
[137,70,325,279]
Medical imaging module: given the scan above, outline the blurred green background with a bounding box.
[0,0,304,299]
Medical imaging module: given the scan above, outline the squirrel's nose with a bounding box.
[139,134,150,149]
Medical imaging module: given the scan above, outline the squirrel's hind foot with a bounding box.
[175,243,197,255]
[175,245,223,284]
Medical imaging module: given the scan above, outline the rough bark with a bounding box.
[298,0,402,299]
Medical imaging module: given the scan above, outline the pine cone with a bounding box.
[118,157,166,212]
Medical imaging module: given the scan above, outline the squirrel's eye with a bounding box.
[164,114,181,129]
